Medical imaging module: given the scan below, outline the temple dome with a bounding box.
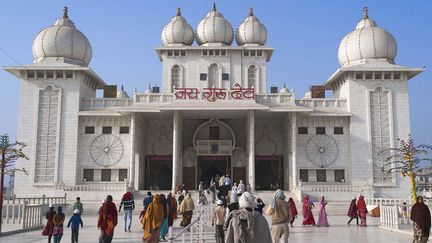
[196,3,234,46]
[32,7,92,66]
[337,7,397,67]
[236,8,267,46]
[161,8,194,46]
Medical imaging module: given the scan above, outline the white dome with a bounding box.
[337,7,397,67]
[32,7,92,66]
[236,8,267,46]
[196,3,234,46]
[279,84,289,94]
[161,8,194,46]
[117,85,129,98]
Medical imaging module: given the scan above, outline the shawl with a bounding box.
[53,212,65,226]
[122,192,133,201]
[252,210,272,243]
[231,186,239,203]
[411,201,431,238]
[167,194,177,219]
[288,198,298,217]
[143,194,164,240]
[357,196,366,211]
[271,189,286,209]
[302,195,310,218]
[239,192,256,209]
[100,201,118,235]
[224,208,255,243]
[347,199,358,217]
[159,194,168,218]
[179,196,195,213]
[317,197,326,214]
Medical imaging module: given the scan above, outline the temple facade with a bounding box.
[5,5,423,200]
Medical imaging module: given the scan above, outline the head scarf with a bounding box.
[347,197,357,217]
[411,197,431,238]
[357,195,366,210]
[122,192,133,201]
[239,192,256,209]
[302,195,311,218]
[288,197,298,217]
[271,189,286,209]
[143,194,164,240]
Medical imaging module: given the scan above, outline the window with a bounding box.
[180,50,186,56]
[200,73,207,81]
[119,169,128,182]
[374,72,382,80]
[426,177,429,183]
[83,169,94,181]
[209,64,219,88]
[56,70,64,79]
[215,50,220,56]
[316,127,326,135]
[384,72,391,79]
[167,50,173,56]
[171,65,181,92]
[65,70,73,78]
[36,70,44,79]
[221,50,226,56]
[334,170,345,182]
[244,51,249,56]
[27,70,35,79]
[102,126,112,134]
[85,126,95,134]
[46,70,54,79]
[298,127,308,134]
[316,169,327,182]
[251,50,256,56]
[209,50,214,56]
[334,127,344,135]
[209,126,220,140]
[355,72,363,80]
[365,72,372,79]
[394,72,401,80]
[248,65,257,88]
[257,50,262,56]
[119,127,129,134]
[300,169,309,182]
[203,50,207,56]
[222,73,229,81]
[101,169,111,182]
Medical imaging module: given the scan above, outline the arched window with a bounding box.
[171,65,181,92]
[209,64,219,88]
[248,65,257,88]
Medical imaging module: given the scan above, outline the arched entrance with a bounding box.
[198,156,230,186]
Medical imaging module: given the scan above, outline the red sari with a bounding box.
[357,195,367,227]
[288,198,298,225]
[302,195,316,225]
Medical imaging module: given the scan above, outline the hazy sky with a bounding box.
[0,0,431,145]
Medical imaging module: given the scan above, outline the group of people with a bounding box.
[346,195,368,227]
[42,197,84,243]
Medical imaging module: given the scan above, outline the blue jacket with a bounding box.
[67,214,83,230]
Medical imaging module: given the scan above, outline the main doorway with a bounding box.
[255,156,283,190]
[145,156,172,190]
[198,156,230,187]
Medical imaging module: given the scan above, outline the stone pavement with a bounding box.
[0,213,413,243]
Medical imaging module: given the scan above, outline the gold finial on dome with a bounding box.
[176,8,181,16]
[249,7,253,16]
[63,6,69,18]
[212,3,216,11]
[362,6,369,19]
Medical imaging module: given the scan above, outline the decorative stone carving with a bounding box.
[90,134,124,167]
[255,126,277,155]
[151,126,172,155]
[305,135,339,168]
[232,147,246,167]
[182,146,197,167]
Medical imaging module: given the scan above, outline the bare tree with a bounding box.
[382,135,432,203]
[0,134,28,232]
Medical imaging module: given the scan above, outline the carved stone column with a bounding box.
[291,113,298,190]
[129,113,136,189]
[172,111,183,192]
[247,110,255,192]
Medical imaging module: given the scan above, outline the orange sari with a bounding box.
[143,194,164,241]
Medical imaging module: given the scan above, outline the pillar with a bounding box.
[291,113,298,190]
[129,113,136,189]
[247,110,255,192]
[172,111,182,192]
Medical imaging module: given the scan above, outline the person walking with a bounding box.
[224,192,272,243]
[254,198,265,215]
[411,196,431,243]
[288,197,298,227]
[98,195,118,243]
[119,191,135,232]
[219,175,225,187]
[228,183,239,212]
[347,197,358,225]
[159,194,169,241]
[268,189,292,243]
[237,180,245,196]
[73,197,83,215]
[52,206,65,243]
[67,209,83,243]
[43,204,56,243]
[143,192,153,212]
[357,195,367,227]
[167,193,178,228]
[179,193,195,228]
[198,181,204,196]
[142,194,164,243]
[213,199,226,243]
[224,175,231,186]
[317,196,329,227]
[302,195,315,226]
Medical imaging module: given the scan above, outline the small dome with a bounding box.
[161,8,194,46]
[117,85,129,98]
[196,3,234,46]
[32,7,92,66]
[338,7,397,67]
[279,84,289,94]
[236,8,267,46]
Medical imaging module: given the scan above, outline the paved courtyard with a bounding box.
[0,214,412,243]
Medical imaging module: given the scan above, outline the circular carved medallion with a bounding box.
[90,134,124,167]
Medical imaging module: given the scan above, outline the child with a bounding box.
[67,209,83,243]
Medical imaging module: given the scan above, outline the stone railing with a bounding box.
[135,93,174,103]
[295,98,347,110]
[300,185,373,193]
[81,98,133,109]
[6,193,67,206]
[364,197,432,207]
[54,181,127,192]
[380,205,400,230]
[2,202,44,230]
[255,94,294,105]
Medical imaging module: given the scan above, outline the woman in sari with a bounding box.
[167,193,177,227]
[316,196,329,227]
[357,195,367,227]
[302,195,315,226]
[411,196,431,243]
[288,197,298,227]
[142,194,164,243]
[43,204,56,243]
[179,193,195,227]
[159,194,169,241]
[347,197,358,225]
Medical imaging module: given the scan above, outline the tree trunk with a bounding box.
[407,155,417,203]
[0,153,5,233]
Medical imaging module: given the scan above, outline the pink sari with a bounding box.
[317,197,329,227]
[302,195,316,226]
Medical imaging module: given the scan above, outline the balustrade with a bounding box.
[379,205,400,230]
[295,98,347,109]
